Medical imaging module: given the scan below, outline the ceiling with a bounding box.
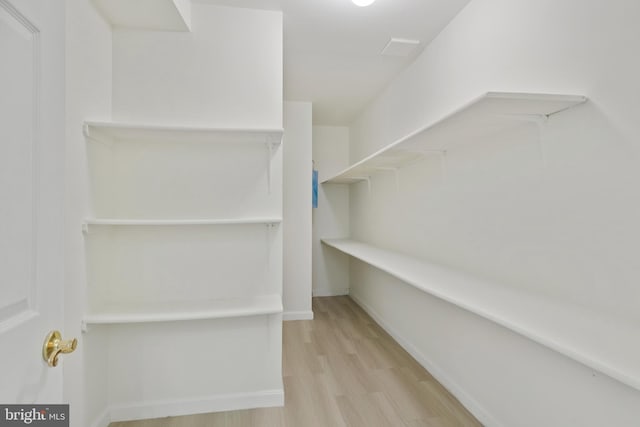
[196,0,472,125]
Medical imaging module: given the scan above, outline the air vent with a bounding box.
[381,38,420,57]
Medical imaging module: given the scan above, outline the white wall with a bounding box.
[312,126,350,296]
[64,1,113,426]
[347,0,640,425]
[112,3,282,128]
[105,317,282,422]
[283,102,313,320]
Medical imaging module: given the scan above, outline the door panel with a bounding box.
[0,0,37,327]
[0,0,65,404]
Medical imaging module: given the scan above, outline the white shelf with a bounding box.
[92,0,191,31]
[84,217,282,228]
[321,238,640,391]
[83,294,282,328]
[83,121,284,145]
[322,92,587,184]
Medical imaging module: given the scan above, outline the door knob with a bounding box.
[43,330,77,367]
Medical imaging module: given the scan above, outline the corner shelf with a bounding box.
[83,217,282,229]
[321,238,640,392]
[322,92,587,184]
[84,121,283,145]
[82,294,282,330]
[92,0,191,32]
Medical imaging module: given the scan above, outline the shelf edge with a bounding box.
[84,218,283,227]
[82,296,283,327]
[84,121,284,136]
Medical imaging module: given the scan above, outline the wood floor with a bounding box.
[110,296,481,427]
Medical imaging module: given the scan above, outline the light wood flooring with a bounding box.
[110,296,481,427]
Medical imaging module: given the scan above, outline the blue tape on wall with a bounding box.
[312,169,318,208]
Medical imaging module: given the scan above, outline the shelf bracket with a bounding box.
[406,149,448,182]
[533,115,549,168]
[81,320,89,333]
[497,113,549,167]
[352,176,372,193]
[265,223,274,271]
[440,150,448,182]
[265,142,277,195]
[375,167,400,191]
[82,123,90,139]
[82,124,112,146]
[267,313,278,351]
[267,315,272,350]
[82,222,89,234]
[496,113,549,123]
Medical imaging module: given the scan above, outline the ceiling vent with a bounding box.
[381,38,420,57]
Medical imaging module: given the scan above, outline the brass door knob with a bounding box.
[43,330,77,367]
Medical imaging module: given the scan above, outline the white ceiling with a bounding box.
[196,0,472,125]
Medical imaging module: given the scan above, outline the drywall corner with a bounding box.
[283,102,313,316]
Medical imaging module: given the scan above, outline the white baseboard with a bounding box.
[313,287,349,297]
[88,408,111,427]
[103,389,283,424]
[283,310,314,321]
[349,293,501,427]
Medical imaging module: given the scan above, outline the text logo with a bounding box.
[0,405,68,426]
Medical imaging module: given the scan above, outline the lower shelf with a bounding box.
[82,294,282,330]
[322,238,640,392]
[84,217,282,227]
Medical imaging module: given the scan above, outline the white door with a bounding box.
[0,0,67,404]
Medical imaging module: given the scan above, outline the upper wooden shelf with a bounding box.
[322,92,587,184]
[83,294,282,330]
[92,0,192,31]
[321,238,640,392]
[84,217,282,228]
[83,121,284,145]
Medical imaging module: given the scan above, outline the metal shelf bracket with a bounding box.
[497,113,549,166]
